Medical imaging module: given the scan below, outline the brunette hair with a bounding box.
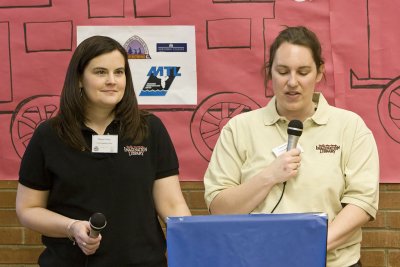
[264,26,325,84]
[53,35,148,150]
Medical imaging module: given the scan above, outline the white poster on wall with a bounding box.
[77,26,197,105]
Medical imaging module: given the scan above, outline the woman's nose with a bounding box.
[288,73,298,87]
[107,74,116,84]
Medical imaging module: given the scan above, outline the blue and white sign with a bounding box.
[77,26,197,105]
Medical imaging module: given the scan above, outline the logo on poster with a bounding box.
[139,66,181,96]
[156,43,187,52]
[123,35,151,59]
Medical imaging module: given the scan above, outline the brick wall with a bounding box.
[1,180,399,267]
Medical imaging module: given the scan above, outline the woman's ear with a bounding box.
[316,64,325,82]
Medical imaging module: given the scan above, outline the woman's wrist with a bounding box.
[66,219,79,244]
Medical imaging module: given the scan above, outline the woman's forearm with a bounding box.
[327,204,371,251]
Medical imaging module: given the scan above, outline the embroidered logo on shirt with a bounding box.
[316,144,340,154]
[124,145,148,156]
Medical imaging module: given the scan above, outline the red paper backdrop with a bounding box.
[0,0,398,182]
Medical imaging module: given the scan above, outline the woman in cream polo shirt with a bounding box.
[204,26,379,267]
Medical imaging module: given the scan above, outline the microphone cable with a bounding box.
[270,182,286,213]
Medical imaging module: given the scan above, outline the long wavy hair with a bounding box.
[52,35,148,151]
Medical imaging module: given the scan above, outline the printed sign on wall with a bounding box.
[78,26,197,105]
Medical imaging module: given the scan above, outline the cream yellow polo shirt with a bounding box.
[204,93,379,267]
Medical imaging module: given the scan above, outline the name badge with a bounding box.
[92,135,118,153]
[272,143,303,157]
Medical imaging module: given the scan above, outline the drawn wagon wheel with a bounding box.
[10,95,60,158]
[377,77,400,143]
[190,92,261,161]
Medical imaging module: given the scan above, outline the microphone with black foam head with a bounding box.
[271,120,304,213]
[287,120,303,151]
[89,212,107,238]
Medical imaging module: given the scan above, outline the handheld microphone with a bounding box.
[89,212,107,238]
[287,120,303,151]
[271,120,304,213]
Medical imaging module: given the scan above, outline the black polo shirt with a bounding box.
[19,114,178,267]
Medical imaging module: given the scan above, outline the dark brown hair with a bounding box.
[264,26,325,84]
[53,35,148,150]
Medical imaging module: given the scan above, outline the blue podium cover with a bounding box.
[167,213,327,267]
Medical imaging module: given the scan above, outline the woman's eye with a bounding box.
[95,70,106,75]
[278,71,288,75]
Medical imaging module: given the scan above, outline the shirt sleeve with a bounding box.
[204,121,243,210]
[18,121,52,191]
[341,117,380,219]
[148,115,180,179]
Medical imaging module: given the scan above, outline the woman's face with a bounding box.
[271,42,323,121]
[80,50,126,111]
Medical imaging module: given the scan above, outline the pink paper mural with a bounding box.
[0,0,398,182]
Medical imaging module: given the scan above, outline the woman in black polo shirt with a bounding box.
[16,35,191,266]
